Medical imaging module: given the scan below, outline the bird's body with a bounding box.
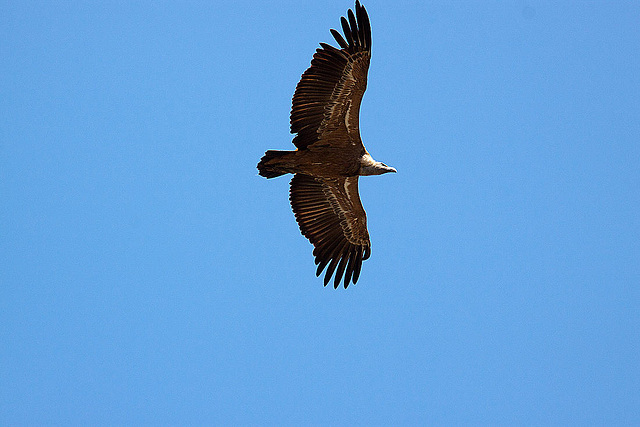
[257,1,395,288]
[260,146,373,178]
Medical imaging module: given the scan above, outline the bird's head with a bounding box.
[360,160,397,176]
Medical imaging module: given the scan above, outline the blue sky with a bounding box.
[2,0,639,424]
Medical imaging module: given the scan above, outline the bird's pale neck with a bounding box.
[359,153,397,176]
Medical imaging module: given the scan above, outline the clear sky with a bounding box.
[2,0,639,424]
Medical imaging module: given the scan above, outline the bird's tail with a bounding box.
[257,150,291,178]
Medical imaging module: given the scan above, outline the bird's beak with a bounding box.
[389,166,397,173]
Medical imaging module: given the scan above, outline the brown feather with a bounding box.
[289,2,371,150]
[290,174,371,287]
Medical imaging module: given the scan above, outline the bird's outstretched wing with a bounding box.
[289,173,371,288]
[290,0,371,150]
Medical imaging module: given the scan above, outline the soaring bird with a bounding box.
[257,1,395,289]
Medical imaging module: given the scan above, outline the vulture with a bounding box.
[257,1,396,289]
